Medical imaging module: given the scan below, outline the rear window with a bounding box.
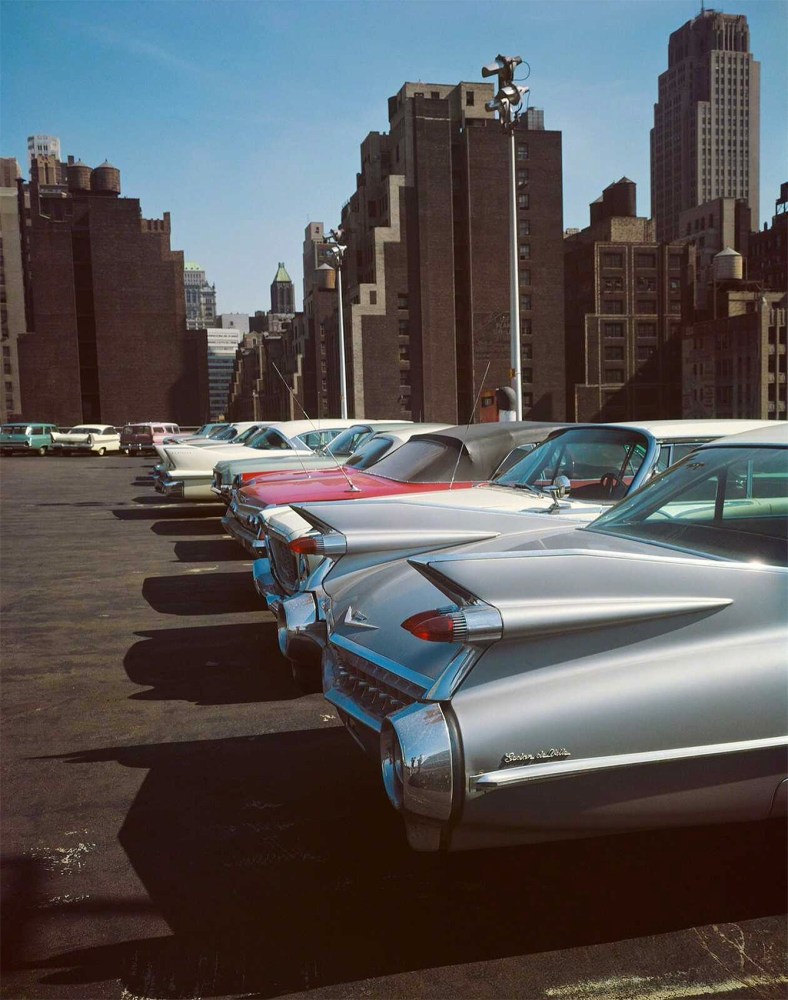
[367,439,457,483]
[345,435,396,469]
[590,445,788,566]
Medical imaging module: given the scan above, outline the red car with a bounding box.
[222,422,564,556]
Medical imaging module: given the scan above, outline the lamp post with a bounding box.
[482,54,529,421]
[326,227,348,418]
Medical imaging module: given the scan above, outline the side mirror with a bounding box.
[544,474,571,499]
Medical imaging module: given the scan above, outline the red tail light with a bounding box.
[290,536,320,555]
[401,605,503,644]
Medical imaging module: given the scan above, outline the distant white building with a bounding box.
[217,313,250,334]
[27,134,61,165]
[184,262,217,330]
[206,328,243,418]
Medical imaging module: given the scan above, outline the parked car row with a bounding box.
[170,417,785,853]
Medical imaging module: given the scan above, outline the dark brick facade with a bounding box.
[565,179,692,421]
[332,81,566,423]
[16,157,204,426]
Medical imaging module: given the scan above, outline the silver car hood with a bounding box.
[214,454,342,478]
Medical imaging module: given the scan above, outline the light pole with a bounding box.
[326,227,348,418]
[482,54,529,421]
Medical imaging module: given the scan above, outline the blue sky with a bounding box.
[3,0,786,314]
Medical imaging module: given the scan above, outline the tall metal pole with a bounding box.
[336,259,348,418]
[508,127,522,420]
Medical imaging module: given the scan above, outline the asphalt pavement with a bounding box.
[1,454,786,1000]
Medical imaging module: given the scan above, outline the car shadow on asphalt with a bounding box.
[172,540,249,562]
[123,622,296,705]
[142,571,261,615]
[112,506,222,522]
[12,729,788,999]
[150,518,225,537]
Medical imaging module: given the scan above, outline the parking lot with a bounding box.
[1,454,786,1000]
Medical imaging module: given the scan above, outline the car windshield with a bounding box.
[206,425,228,438]
[345,435,396,469]
[317,425,374,457]
[248,427,295,451]
[296,428,345,450]
[365,438,460,483]
[232,425,261,444]
[588,444,788,566]
[492,427,650,502]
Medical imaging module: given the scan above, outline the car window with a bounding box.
[233,425,263,443]
[321,425,373,457]
[345,435,395,469]
[491,443,538,478]
[249,428,294,451]
[495,427,650,501]
[590,445,788,566]
[367,439,456,483]
[31,426,43,434]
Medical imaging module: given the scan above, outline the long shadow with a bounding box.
[142,571,260,615]
[113,507,222,522]
[23,731,787,998]
[123,622,294,705]
[150,519,224,537]
[172,540,248,563]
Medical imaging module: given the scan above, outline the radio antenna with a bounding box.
[449,360,491,490]
[271,362,360,492]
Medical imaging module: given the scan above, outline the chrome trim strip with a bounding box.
[471,734,788,792]
[325,688,382,734]
[330,632,431,692]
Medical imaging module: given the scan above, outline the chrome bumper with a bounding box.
[157,477,185,498]
[221,512,267,556]
[211,484,233,502]
[273,591,325,667]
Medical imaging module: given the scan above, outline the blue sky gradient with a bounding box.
[3,0,786,314]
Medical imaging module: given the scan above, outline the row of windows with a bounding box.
[604,322,658,338]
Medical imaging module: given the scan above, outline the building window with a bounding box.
[523,368,533,384]
[399,371,410,387]
[466,91,475,107]
[603,300,623,314]
[398,318,409,336]
[637,300,656,314]
[637,322,657,339]
[669,278,680,290]
[636,276,657,292]
[369,290,377,305]
[602,252,623,268]
[603,277,623,292]
[605,369,625,383]
[519,220,531,237]
[520,294,532,310]
[520,268,531,285]
[635,252,657,268]
[517,143,529,160]
[523,392,533,407]
[605,346,624,361]
[517,169,529,186]
[637,345,656,362]
[669,254,683,269]
[519,243,531,259]
[604,322,624,338]
[431,91,440,99]
[521,318,532,335]
[523,343,533,360]
[399,344,410,362]
[518,193,530,210]
[397,293,408,309]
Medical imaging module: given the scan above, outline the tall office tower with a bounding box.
[184,262,217,329]
[27,134,61,165]
[334,82,564,422]
[651,10,760,243]
[16,154,205,424]
[564,178,693,422]
[270,262,295,315]
[206,327,243,418]
[299,222,340,416]
[0,159,25,421]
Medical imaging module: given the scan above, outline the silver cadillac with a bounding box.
[320,425,788,851]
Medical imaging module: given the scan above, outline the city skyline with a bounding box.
[3,0,786,315]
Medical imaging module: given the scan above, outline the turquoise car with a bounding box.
[0,422,59,456]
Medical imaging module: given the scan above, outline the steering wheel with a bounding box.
[600,472,625,497]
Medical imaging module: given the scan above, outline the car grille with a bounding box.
[268,534,300,594]
[331,643,425,724]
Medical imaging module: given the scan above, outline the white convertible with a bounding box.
[51,425,121,456]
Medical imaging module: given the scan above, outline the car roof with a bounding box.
[697,424,788,448]
[258,419,364,435]
[607,418,773,439]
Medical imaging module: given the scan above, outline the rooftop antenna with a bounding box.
[449,360,491,490]
[271,362,361,492]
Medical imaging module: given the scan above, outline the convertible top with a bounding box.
[400,421,567,481]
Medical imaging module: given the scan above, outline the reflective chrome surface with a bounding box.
[381,702,454,822]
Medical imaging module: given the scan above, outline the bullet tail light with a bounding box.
[401,605,502,644]
[289,533,347,557]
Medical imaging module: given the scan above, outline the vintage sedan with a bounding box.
[265,420,769,676]
[222,423,451,554]
[155,419,364,500]
[51,424,121,456]
[321,424,788,852]
[120,422,180,456]
[211,420,415,504]
[0,422,59,456]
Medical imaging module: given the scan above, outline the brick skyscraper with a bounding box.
[17,154,204,425]
[651,9,760,242]
[333,81,565,423]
